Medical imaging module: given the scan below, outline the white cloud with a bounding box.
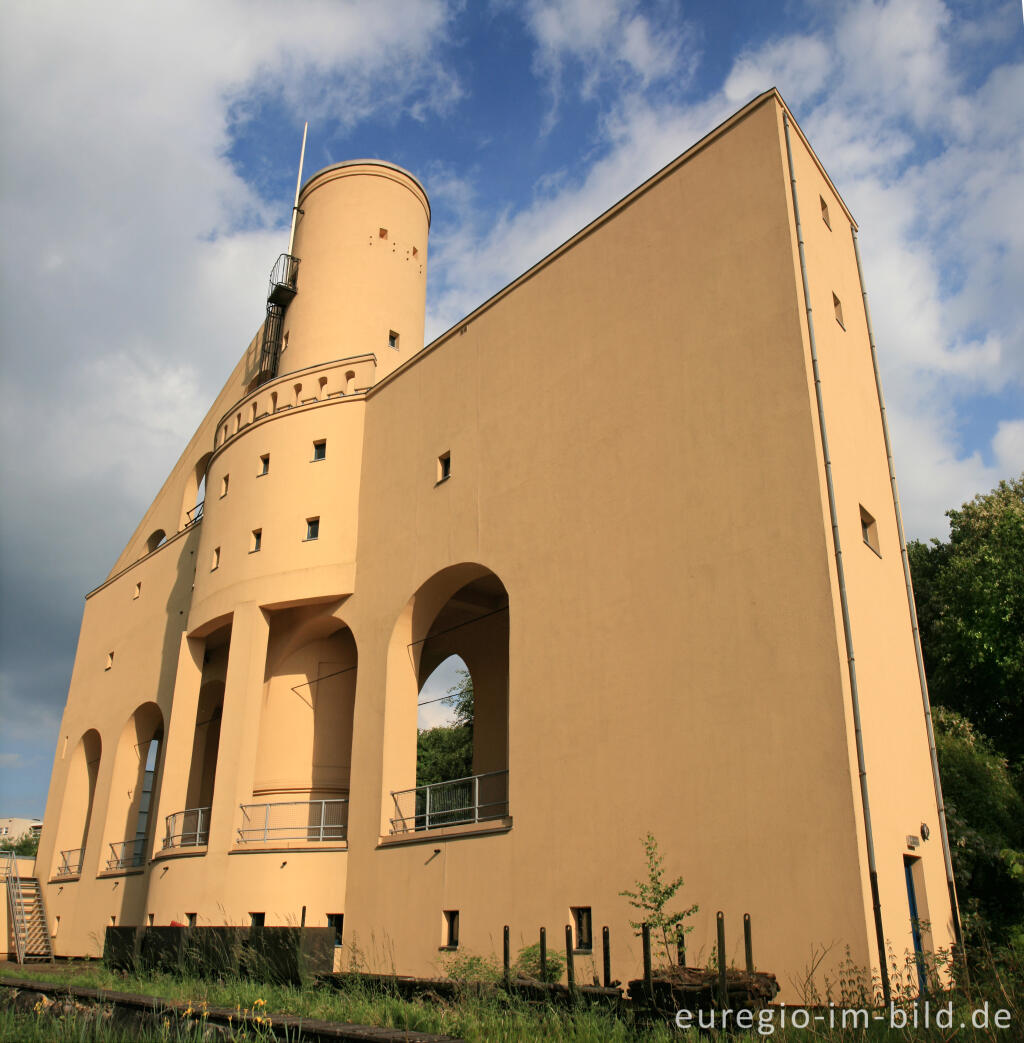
[992,420,1024,477]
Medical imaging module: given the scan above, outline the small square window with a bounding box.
[133,582,141,600]
[379,227,388,240]
[211,546,220,570]
[220,475,229,497]
[259,454,270,476]
[820,196,831,229]
[110,915,117,927]
[312,440,326,461]
[388,330,399,350]
[306,517,320,541]
[571,906,593,952]
[105,652,114,671]
[833,293,845,329]
[326,913,344,947]
[186,912,197,928]
[251,529,262,553]
[250,912,265,929]
[437,451,451,484]
[147,913,154,927]
[860,506,881,556]
[442,910,459,949]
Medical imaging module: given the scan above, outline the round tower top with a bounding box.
[299,159,430,227]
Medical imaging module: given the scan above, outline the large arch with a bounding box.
[383,564,509,834]
[102,702,164,870]
[180,451,213,528]
[246,603,357,843]
[50,729,102,877]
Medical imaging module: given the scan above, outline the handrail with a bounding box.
[237,798,348,844]
[163,807,210,849]
[185,501,204,525]
[2,850,28,963]
[390,770,509,834]
[107,838,147,871]
[56,848,83,877]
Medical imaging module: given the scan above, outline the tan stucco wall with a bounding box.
[35,93,955,997]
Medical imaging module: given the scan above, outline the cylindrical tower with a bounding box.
[281,160,430,382]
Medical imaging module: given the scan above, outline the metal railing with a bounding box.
[56,848,83,877]
[390,770,509,834]
[107,838,147,871]
[237,798,348,844]
[2,850,28,963]
[186,500,204,525]
[163,807,210,849]
[267,252,300,301]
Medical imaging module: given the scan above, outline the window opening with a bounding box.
[379,227,388,240]
[313,440,326,462]
[327,913,344,947]
[251,529,262,553]
[443,910,459,949]
[820,196,831,229]
[221,475,229,498]
[130,732,162,867]
[833,293,845,329]
[133,582,141,600]
[259,454,270,476]
[211,547,220,570]
[388,330,399,350]
[437,451,451,483]
[148,913,154,927]
[186,912,197,928]
[105,652,114,671]
[860,506,880,556]
[305,517,320,541]
[250,912,265,929]
[572,906,593,952]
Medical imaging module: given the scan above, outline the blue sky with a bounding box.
[0,0,1021,816]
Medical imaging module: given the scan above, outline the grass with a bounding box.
[1,937,1021,1041]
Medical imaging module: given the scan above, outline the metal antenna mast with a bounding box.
[287,122,309,256]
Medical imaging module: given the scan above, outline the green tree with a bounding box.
[620,832,698,966]
[908,475,1024,766]
[416,669,474,787]
[0,832,39,857]
[933,706,1024,944]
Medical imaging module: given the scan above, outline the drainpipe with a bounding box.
[783,111,891,1006]
[850,228,963,950]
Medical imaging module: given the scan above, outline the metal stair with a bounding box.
[3,850,54,963]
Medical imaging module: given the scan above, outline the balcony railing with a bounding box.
[267,252,300,307]
[107,838,147,871]
[163,807,210,849]
[237,798,348,844]
[56,848,83,877]
[390,770,509,835]
[186,501,204,525]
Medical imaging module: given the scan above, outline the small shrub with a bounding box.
[440,949,501,984]
[515,941,565,983]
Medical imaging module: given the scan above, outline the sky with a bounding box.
[0,0,1021,818]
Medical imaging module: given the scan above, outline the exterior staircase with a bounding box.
[2,851,54,963]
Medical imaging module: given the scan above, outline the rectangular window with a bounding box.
[820,196,831,229]
[833,292,845,329]
[442,910,459,949]
[133,582,141,600]
[110,916,117,927]
[105,651,114,671]
[312,440,326,461]
[220,474,229,497]
[860,506,880,556]
[388,330,399,350]
[251,529,262,553]
[305,517,320,541]
[250,912,265,929]
[186,912,197,928]
[437,451,451,483]
[326,912,344,947]
[259,454,270,476]
[211,546,220,570]
[571,906,593,952]
[147,913,154,927]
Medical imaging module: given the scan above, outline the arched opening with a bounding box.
[146,529,167,554]
[245,605,357,844]
[52,729,101,877]
[385,566,509,834]
[104,703,164,870]
[344,370,356,395]
[180,452,212,528]
[417,655,473,787]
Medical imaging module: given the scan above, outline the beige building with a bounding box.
[35,90,958,1000]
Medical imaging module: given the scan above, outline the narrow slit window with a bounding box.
[220,475,229,498]
[443,910,459,949]
[379,227,388,240]
[572,906,593,952]
[820,196,831,229]
[259,454,270,476]
[312,440,326,462]
[133,582,141,600]
[186,912,197,928]
[105,651,114,671]
[437,451,451,483]
[250,912,265,929]
[860,506,880,556]
[148,913,154,927]
[327,913,344,947]
[251,529,262,553]
[305,517,320,541]
[211,546,220,570]
[833,293,845,329]
[388,330,399,350]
